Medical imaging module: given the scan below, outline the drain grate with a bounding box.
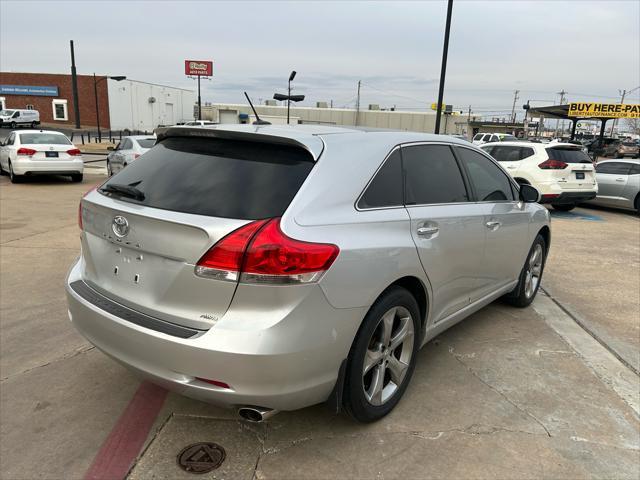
[177,442,226,474]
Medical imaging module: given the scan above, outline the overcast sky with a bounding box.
[1,0,638,118]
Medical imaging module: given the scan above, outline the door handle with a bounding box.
[417,226,439,236]
[615,178,625,182]
[506,165,517,169]
[485,220,501,230]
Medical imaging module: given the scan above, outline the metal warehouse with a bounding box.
[0,72,196,131]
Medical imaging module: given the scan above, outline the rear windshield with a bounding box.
[20,133,72,145]
[622,142,637,147]
[100,136,314,219]
[499,135,518,141]
[546,147,592,163]
[137,138,156,148]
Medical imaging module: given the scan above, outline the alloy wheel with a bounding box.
[524,244,543,299]
[362,306,414,406]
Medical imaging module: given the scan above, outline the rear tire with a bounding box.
[505,234,547,308]
[9,162,22,183]
[30,121,36,128]
[71,173,83,183]
[552,204,575,212]
[343,286,420,423]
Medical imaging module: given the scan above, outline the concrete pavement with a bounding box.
[0,173,638,479]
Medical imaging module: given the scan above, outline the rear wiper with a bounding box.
[100,183,145,201]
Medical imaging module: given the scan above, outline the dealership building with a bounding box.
[0,72,196,131]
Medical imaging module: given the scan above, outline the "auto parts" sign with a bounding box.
[185,60,213,76]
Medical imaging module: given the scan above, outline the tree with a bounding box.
[625,117,640,135]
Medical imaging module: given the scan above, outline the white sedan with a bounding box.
[0,130,83,183]
[106,136,156,176]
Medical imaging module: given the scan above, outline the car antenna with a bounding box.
[244,92,271,125]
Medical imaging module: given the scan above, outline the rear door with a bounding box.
[545,146,595,189]
[402,143,486,323]
[80,135,315,329]
[595,161,632,206]
[454,146,529,295]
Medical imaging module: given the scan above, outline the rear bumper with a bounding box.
[65,259,366,411]
[12,158,83,175]
[541,191,597,205]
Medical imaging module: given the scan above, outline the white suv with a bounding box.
[472,132,518,145]
[481,141,597,211]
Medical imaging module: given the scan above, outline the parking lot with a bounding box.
[0,171,638,479]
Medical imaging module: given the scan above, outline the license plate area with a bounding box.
[575,172,585,180]
[45,151,59,158]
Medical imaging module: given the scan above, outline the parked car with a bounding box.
[449,134,470,142]
[183,120,218,127]
[472,132,518,145]
[66,125,549,423]
[106,136,156,176]
[0,130,83,183]
[614,141,639,159]
[481,141,597,211]
[584,159,640,213]
[0,109,40,129]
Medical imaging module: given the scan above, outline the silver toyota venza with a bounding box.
[66,125,550,422]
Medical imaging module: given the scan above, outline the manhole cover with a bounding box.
[177,442,226,474]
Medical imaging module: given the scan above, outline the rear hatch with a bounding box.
[544,146,595,190]
[19,132,77,160]
[80,135,315,330]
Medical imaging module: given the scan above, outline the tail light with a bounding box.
[17,147,36,156]
[195,218,339,285]
[67,148,82,156]
[538,159,568,169]
[78,186,98,230]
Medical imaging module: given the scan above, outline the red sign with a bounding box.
[185,60,213,76]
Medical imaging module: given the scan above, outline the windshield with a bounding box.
[137,138,156,148]
[0,110,15,116]
[20,133,72,145]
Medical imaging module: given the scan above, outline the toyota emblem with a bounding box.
[112,216,130,238]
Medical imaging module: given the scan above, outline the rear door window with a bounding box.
[456,148,515,202]
[100,136,315,219]
[358,150,403,209]
[402,145,469,205]
[595,162,632,175]
[629,164,640,175]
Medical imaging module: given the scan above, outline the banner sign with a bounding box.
[568,102,640,119]
[0,84,59,96]
[184,60,213,76]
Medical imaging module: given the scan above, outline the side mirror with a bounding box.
[519,184,540,203]
[107,146,115,151]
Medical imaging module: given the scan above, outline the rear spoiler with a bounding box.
[155,126,323,161]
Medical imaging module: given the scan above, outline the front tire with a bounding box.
[30,121,36,128]
[505,234,546,308]
[10,121,16,129]
[343,286,420,422]
[107,160,113,176]
[552,204,575,212]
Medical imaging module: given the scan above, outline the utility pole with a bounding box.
[355,80,361,126]
[555,89,567,136]
[70,40,81,129]
[510,90,519,123]
[609,89,626,137]
[434,0,454,134]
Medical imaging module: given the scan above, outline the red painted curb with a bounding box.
[84,382,168,480]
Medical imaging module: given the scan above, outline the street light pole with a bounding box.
[434,0,454,134]
[93,75,126,142]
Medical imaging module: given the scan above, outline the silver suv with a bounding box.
[66,126,550,423]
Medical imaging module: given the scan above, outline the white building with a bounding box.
[200,103,464,135]
[107,79,196,131]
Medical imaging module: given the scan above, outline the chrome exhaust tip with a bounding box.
[237,406,278,422]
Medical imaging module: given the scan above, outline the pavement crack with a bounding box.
[0,344,95,382]
[126,412,174,478]
[449,347,552,438]
[0,222,77,245]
